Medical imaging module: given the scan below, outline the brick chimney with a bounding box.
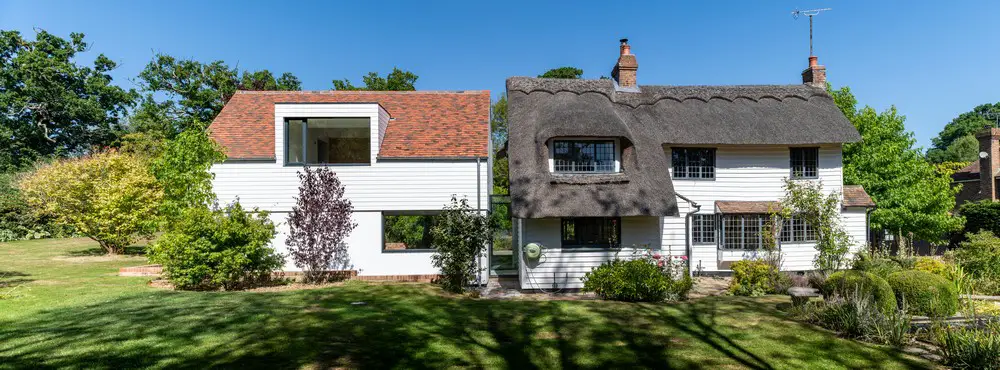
[612,38,638,88]
[802,56,827,88]
[976,127,1000,201]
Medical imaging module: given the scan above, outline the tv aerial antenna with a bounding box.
[792,8,832,56]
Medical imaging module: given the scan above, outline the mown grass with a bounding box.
[0,238,933,369]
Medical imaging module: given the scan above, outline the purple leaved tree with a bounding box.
[287,167,357,283]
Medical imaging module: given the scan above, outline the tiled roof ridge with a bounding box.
[235,90,488,95]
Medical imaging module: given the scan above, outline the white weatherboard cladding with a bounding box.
[211,103,488,276]
[212,161,485,212]
[519,144,869,286]
[518,217,661,289]
[666,144,865,272]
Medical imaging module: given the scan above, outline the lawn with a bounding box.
[0,238,934,369]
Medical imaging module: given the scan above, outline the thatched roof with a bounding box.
[506,77,860,219]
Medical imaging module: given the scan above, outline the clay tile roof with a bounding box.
[956,161,980,175]
[208,90,490,160]
[842,185,876,208]
[715,201,782,214]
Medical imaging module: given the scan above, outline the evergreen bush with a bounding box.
[887,270,958,317]
[824,270,897,313]
[149,202,282,290]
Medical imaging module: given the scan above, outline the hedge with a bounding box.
[887,270,959,317]
[824,270,897,313]
[960,200,1000,237]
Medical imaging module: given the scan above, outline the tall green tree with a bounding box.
[538,67,583,79]
[935,134,980,164]
[332,68,417,91]
[830,86,963,243]
[926,103,999,163]
[150,127,227,222]
[0,30,137,171]
[134,54,300,138]
[491,95,509,194]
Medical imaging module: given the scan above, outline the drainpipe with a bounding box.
[865,206,875,253]
[675,193,701,278]
[476,156,483,286]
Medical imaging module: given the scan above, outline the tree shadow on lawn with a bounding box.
[0,285,934,369]
[65,245,147,257]
[0,271,31,288]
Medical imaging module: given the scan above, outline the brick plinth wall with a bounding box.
[119,265,163,276]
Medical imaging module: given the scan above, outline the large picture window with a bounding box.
[780,216,817,243]
[382,212,437,252]
[721,214,769,250]
[552,140,616,173]
[692,214,717,244]
[286,118,371,165]
[561,217,620,248]
[790,147,819,179]
[672,148,716,179]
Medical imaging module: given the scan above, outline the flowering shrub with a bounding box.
[913,257,949,278]
[729,260,777,297]
[582,249,692,302]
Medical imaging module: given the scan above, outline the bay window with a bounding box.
[721,214,769,250]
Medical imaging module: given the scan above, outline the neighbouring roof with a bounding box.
[715,201,782,214]
[953,161,981,181]
[842,185,876,208]
[209,90,490,160]
[506,77,861,219]
[952,161,1000,181]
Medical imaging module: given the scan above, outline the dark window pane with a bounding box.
[304,118,371,164]
[790,148,819,178]
[286,120,305,164]
[561,217,620,247]
[672,148,716,179]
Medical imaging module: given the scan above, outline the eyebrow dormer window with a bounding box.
[552,140,617,173]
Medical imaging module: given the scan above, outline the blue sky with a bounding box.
[2,0,998,149]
